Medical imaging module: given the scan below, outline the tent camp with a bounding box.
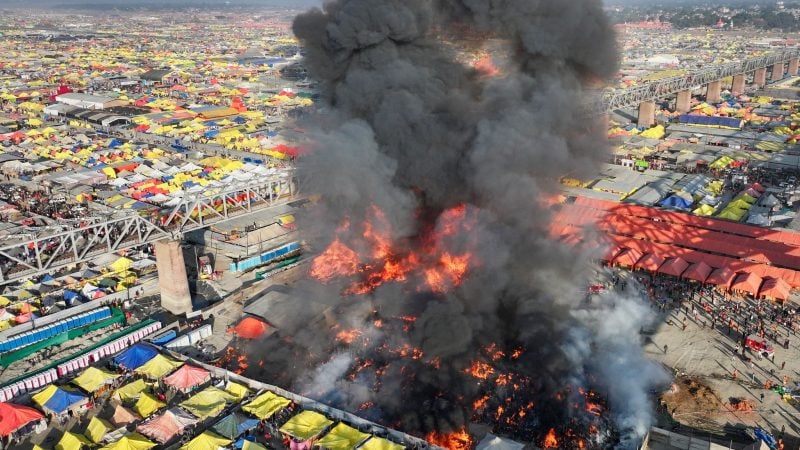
[163,364,210,393]
[56,431,93,450]
[86,416,114,444]
[32,385,87,415]
[316,423,370,450]
[0,402,44,437]
[242,391,291,420]
[98,432,156,450]
[211,411,260,439]
[180,431,231,450]
[114,344,158,370]
[134,354,183,379]
[137,408,198,444]
[72,367,121,393]
[179,386,237,420]
[279,411,334,441]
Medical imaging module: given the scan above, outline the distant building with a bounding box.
[54,93,127,110]
[139,69,180,87]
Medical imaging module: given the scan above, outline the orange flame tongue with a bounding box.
[310,239,359,281]
[426,428,474,450]
[543,428,558,449]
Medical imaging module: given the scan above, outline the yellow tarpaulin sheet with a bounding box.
[179,387,237,420]
[56,431,93,450]
[180,431,231,450]
[114,379,149,402]
[134,392,166,418]
[640,125,665,139]
[242,391,291,419]
[134,354,183,379]
[32,385,58,407]
[359,437,405,450]
[317,423,370,450]
[86,416,113,444]
[110,257,134,272]
[242,441,269,450]
[72,366,121,393]
[279,411,334,440]
[99,432,157,450]
[693,204,716,217]
[224,381,250,400]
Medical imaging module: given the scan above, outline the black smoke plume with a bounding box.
[241,1,667,448]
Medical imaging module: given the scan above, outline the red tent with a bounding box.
[634,253,665,272]
[0,402,44,436]
[707,267,736,289]
[682,261,713,283]
[613,248,643,268]
[731,272,763,296]
[658,257,689,277]
[600,246,622,263]
[759,277,791,301]
[163,365,210,392]
[227,317,269,339]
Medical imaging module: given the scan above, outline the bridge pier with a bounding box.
[771,63,784,82]
[731,74,746,94]
[789,58,799,77]
[154,240,193,316]
[706,80,722,104]
[638,100,656,128]
[754,68,767,89]
[675,90,692,114]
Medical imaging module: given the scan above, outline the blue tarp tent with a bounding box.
[678,114,743,130]
[212,412,260,439]
[660,194,693,209]
[44,388,87,414]
[150,330,176,346]
[754,428,777,449]
[114,344,158,370]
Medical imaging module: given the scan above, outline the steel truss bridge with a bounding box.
[0,174,299,284]
[589,48,800,115]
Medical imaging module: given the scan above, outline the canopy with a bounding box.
[212,411,260,439]
[137,408,198,444]
[56,431,93,450]
[474,433,523,450]
[134,354,183,379]
[242,441,269,450]
[98,432,157,450]
[316,423,370,450]
[114,344,158,370]
[110,257,133,272]
[72,366,121,393]
[682,261,713,283]
[707,267,736,289]
[360,437,405,450]
[227,316,269,339]
[86,416,114,444]
[133,392,166,418]
[613,248,642,268]
[633,253,664,272]
[759,277,791,301]
[224,381,250,401]
[179,386,237,420]
[180,431,231,450]
[0,402,44,437]
[242,391,291,419]
[731,272,763,296]
[114,379,150,402]
[111,404,140,427]
[32,385,87,415]
[163,364,210,392]
[279,411,334,440]
[658,257,689,277]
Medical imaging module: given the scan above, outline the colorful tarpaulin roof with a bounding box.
[56,431,93,450]
[279,411,334,440]
[32,385,87,415]
[242,441,269,450]
[211,411,260,439]
[137,408,198,444]
[0,402,44,437]
[98,432,157,450]
[72,366,121,393]
[180,431,231,450]
[134,354,183,379]
[223,381,250,401]
[86,416,113,444]
[113,379,150,402]
[163,364,210,391]
[316,423,370,450]
[179,386,237,420]
[133,392,166,418]
[114,344,158,370]
[226,316,269,339]
[111,404,140,427]
[242,391,291,419]
[360,437,405,450]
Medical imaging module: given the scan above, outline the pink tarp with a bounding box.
[163,365,210,392]
[137,408,197,444]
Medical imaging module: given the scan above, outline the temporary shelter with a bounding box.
[658,257,690,277]
[134,354,183,379]
[56,431,93,450]
[474,434,523,450]
[731,272,763,296]
[133,392,166,419]
[111,404,140,427]
[360,437,405,450]
[179,386,237,420]
[72,367,121,393]
[137,408,198,444]
[86,416,114,444]
[279,411,334,441]
[613,248,643,268]
[316,423,370,450]
[98,432,156,450]
[0,402,44,437]
[113,379,150,402]
[163,365,210,393]
[180,431,231,450]
[32,385,87,415]
[242,391,291,419]
[223,381,250,401]
[707,267,736,289]
[682,262,713,283]
[634,253,665,272]
[211,411,260,439]
[114,344,158,370]
[759,277,791,301]
[226,316,269,339]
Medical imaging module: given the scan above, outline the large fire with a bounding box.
[426,428,475,450]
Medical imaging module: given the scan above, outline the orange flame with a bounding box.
[310,239,359,281]
[335,329,363,345]
[543,428,558,449]
[473,395,490,411]
[426,428,474,450]
[465,361,494,380]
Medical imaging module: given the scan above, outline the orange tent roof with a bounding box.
[682,261,713,283]
[658,257,690,277]
[731,272,763,296]
[634,253,665,272]
[227,317,269,339]
[707,267,736,288]
[759,277,791,301]
[614,248,643,268]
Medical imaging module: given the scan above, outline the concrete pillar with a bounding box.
[789,58,799,76]
[154,240,193,315]
[638,100,656,128]
[675,90,692,114]
[754,68,767,88]
[771,63,784,82]
[731,74,746,94]
[706,80,722,104]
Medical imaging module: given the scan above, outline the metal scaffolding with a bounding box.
[0,173,299,284]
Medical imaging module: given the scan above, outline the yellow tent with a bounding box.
[242,441,269,450]
[317,423,370,450]
[360,437,405,450]
[110,257,133,272]
[180,431,231,450]
[113,379,149,402]
[133,392,166,418]
[242,391,291,419]
[134,354,183,379]
[179,387,237,420]
[692,204,716,217]
[86,416,114,444]
[0,296,10,306]
[56,431,93,450]
[223,381,250,400]
[72,367,121,393]
[279,411,334,440]
[99,432,156,450]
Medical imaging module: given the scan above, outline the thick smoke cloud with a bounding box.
[243,0,670,448]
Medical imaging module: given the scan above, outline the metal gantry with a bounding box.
[0,173,299,284]
[591,49,800,115]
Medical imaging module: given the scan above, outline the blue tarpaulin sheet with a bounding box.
[44,387,87,414]
[113,343,158,369]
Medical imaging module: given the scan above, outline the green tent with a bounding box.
[317,423,370,450]
[279,411,334,440]
[242,391,291,419]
